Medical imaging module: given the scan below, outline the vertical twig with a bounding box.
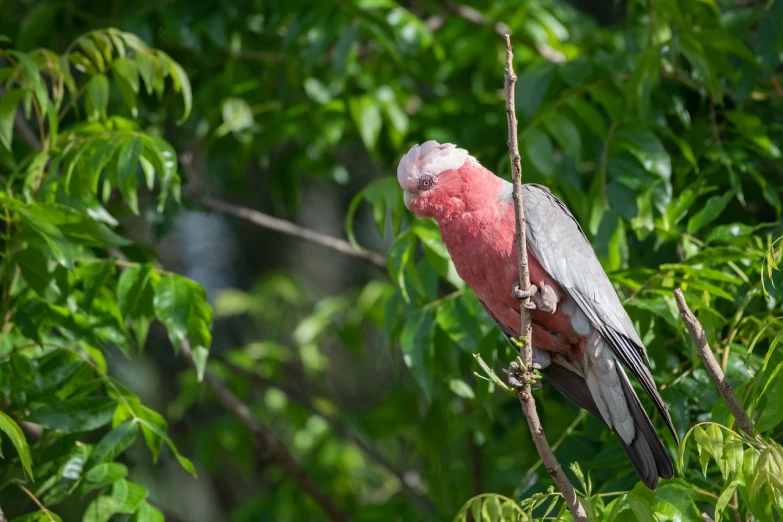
[673,289,756,437]
[503,35,590,522]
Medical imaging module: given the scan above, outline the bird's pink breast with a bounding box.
[438,197,581,354]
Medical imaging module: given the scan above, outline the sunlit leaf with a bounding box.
[0,410,33,479]
[85,73,109,121]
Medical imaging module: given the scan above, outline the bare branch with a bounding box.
[214,356,438,514]
[180,341,354,522]
[195,195,387,271]
[504,35,589,522]
[674,289,756,437]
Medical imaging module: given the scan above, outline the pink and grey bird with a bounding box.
[397,141,678,490]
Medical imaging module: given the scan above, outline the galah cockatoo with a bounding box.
[397,141,677,490]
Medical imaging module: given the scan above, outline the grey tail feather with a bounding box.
[542,363,674,490]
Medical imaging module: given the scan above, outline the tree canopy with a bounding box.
[0,0,782,521]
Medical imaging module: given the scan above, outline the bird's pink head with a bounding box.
[397,141,477,217]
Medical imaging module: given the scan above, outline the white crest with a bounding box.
[396,141,476,190]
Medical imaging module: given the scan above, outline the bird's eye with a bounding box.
[418,175,435,191]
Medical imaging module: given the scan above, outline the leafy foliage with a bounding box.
[0,29,209,520]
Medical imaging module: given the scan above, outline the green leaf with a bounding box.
[436,296,482,350]
[706,222,773,244]
[85,74,109,121]
[117,264,157,318]
[517,62,555,117]
[687,190,736,234]
[722,430,744,479]
[113,57,140,116]
[134,51,156,95]
[166,58,192,123]
[0,410,33,479]
[77,36,106,71]
[84,462,128,489]
[0,89,25,151]
[153,274,213,352]
[698,29,758,63]
[715,480,739,522]
[117,264,157,349]
[139,135,179,211]
[612,126,671,181]
[27,362,90,401]
[568,97,607,137]
[115,135,142,214]
[9,50,50,120]
[387,230,415,302]
[14,246,54,297]
[757,372,783,432]
[651,485,701,522]
[543,112,581,160]
[400,311,435,401]
[191,345,209,382]
[694,424,723,475]
[681,34,718,97]
[130,501,164,522]
[626,48,660,117]
[626,491,655,522]
[112,479,148,514]
[449,378,475,400]
[749,447,770,500]
[345,176,403,247]
[112,397,196,476]
[82,495,117,522]
[80,258,117,313]
[523,128,555,177]
[17,204,129,263]
[11,511,63,522]
[85,420,140,470]
[28,397,118,433]
[349,95,381,151]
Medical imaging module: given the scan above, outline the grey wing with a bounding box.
[519,183,677,443]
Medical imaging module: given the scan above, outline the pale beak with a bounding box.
[403,190,414,210]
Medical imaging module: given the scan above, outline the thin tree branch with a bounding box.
[18,485,57,522]
[180,340,354,522]
[195,195,387,271]
[503,35,589,522]
[213,356,438,514]
[673,289,756,437]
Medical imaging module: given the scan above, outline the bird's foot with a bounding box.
[507,359,543,391]
[511,282,538,310]
[532,281,558,314]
